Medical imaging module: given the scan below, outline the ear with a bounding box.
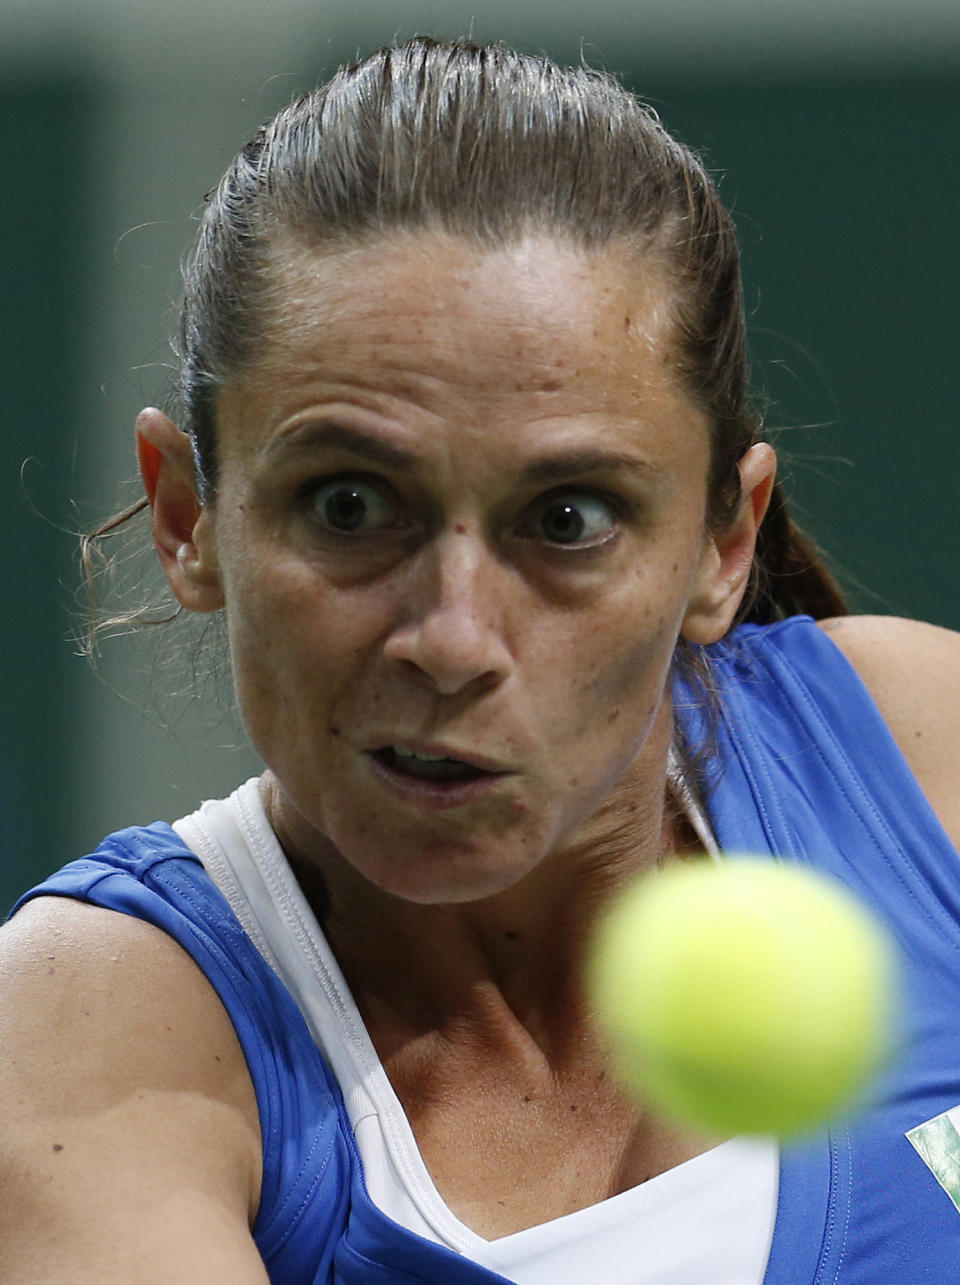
[681,442,777,645]
[136,407,224,613]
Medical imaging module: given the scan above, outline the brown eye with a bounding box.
[533,493,618,547]
[310,479,398,533]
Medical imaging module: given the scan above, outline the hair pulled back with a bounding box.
[171,36,842,626]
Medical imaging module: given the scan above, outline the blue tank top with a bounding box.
[11,617,960,1282]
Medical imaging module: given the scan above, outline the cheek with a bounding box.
[573,633,674,758]
[220,555,396,730]
[591,631,672,707]
[218,560,328,727]
[227,618,307,749]
[567,585,680,709]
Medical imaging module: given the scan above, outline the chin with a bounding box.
[357,841,539,907]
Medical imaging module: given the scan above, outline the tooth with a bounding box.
[393,747,454,762]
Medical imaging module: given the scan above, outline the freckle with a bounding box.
[570,1103,579,1112]
[504,930,520,942]
[624,312,631,329]
[214,1054,222,1062]
[523,1094,531,1102]
[330,725,342,736]
[52,1143,64,1152]
[608,708,621,724]
[540,378,561,392]
[455,523,466,534]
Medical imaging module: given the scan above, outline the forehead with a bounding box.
[258,231,675,369]
[217,231,704,466]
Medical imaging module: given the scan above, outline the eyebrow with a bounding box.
[521,448,661,483]
[266,422,660,481]
[265,422,417,469]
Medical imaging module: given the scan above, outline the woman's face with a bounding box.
[200,234,739,903]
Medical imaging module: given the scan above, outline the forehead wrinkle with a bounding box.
[241,320,678,422]
[218,232,706,475]
[262,421,418,470]
[261,420,665,480]
[246,316,568,410]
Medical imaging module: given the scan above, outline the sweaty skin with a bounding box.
[137,233,775,1234]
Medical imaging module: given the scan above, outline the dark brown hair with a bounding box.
[85,36,845,639]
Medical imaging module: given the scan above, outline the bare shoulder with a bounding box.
[0,896,267,1283]
[818,615,960,847]
[0,894,256,1089]
[817,614,960,720]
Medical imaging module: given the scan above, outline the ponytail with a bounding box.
[747,480,849,625]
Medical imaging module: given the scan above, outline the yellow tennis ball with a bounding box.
[587,858,897,1138]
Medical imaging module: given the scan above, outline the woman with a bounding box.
[3,37,960,1284]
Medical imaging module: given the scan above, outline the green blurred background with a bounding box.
[2,1,958,910]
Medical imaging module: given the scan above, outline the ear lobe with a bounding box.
[136,407,224,614]
[681,443,777,646]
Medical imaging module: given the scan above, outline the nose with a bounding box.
[383,533,513,697]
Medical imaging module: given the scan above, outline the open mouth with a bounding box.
[373,746,491,783]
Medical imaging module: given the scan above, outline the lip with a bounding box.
[371,741,511,774]
[364,743,513,811]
